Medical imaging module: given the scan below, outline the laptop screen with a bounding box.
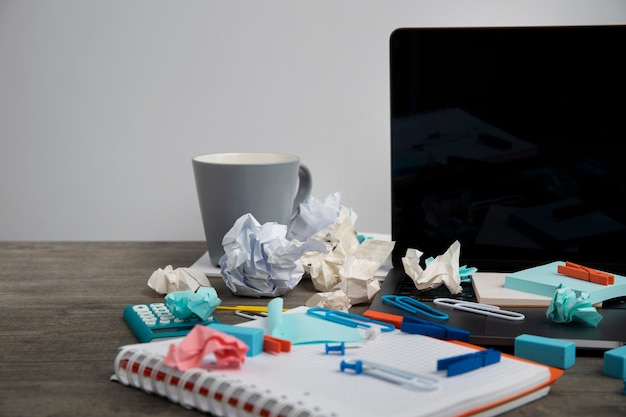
[390,25,626,274]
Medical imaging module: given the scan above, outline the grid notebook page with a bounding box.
[113,314,554,417]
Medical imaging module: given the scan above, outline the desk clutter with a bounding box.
[117,231,626,416]
[114,193,626,416]
[113,305,562,417]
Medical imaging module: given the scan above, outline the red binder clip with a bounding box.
[557,261,614,285]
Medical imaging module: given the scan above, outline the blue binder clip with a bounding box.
[306,308,395,332]
[400,316,470,342]
[437,348,501,377]
[381,295,449,320]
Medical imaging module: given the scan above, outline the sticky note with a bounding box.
[514,334,575,369]
[209,323,264,357]
[604,346,626,379]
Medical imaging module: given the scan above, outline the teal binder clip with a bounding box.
[381,295,449,320]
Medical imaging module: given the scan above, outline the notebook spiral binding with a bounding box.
[112,347,316,417]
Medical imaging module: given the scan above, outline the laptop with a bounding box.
[367,25,626,349]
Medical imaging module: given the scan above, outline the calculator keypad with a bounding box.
[123,302,217,342]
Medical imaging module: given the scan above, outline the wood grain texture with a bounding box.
[0,242,624,416]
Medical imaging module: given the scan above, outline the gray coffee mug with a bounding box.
[192,152,312,266]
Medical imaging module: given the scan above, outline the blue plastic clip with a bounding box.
[325,342,346,355]
[437,348,501,377]
[401,316,470,341]
[381,295,449,320]
[306,308,395,332]
[340,359,440,391]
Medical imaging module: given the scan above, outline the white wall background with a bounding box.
[1,0,625,241]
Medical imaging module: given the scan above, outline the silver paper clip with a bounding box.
[340,359,440,391]
[433,298,525,321]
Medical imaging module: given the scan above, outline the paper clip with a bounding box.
[234,310,268,320]
[306,308,395,332]
[433,298,525,321]
[437,348,501,376]
[340,359,440,391]
[381,295,449,320]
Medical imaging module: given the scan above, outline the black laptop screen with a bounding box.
[390,26,626,274]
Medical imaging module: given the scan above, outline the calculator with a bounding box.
[123,302,218,343]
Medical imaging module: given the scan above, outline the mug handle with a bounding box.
[291,164,312,220]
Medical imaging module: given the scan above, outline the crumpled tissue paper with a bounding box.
[546,283,603,327]
[164,286,222,320]
[147,265,212,294]
[300,205,394,304]
[402,240,464,294]
[287,191,356,242]
[163,325,248,371]
[301,206,361,292]
[219,213,327,297]
[304,289,352,311]
[335,239,395,304]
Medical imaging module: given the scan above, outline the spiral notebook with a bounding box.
[111,310,562,417]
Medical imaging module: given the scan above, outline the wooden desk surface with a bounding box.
[1,242,624,416]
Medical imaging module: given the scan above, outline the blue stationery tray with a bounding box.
[123,302,218,343]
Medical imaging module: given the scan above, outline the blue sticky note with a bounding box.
[272,313,363,345]
[604,346,626,379]
[515,334,575,369]
[209,323,264,357]
[504,261,626,305]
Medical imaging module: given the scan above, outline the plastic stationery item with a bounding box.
[381,294,449,320]
[306,307,396,332]
[433,298,525,321]
[437,348,501,376]
[112,306,564,417]
[340,359,440,391]
[123,303,217,343]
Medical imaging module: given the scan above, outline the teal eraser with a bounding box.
[514,334,576,369]
[604,346,626,379]
[209,323,264,357]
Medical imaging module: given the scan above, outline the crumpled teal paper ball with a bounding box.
[546,283,602,327]
[165,287,221,320]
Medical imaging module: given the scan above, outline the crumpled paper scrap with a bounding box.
[335,239,396,304]
[300,206,363,291]
[305,289,352,311]
[287,192,357,242]
[402,240,463,294]
[546,283,603,327]
[425,257,477,283]
[219,213,327,297]
[164,286,222,320]
[147,265,212,294]
[163,325,248,371]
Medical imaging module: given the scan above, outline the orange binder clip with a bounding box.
[263,335,291,354]
[557,261,614,285]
